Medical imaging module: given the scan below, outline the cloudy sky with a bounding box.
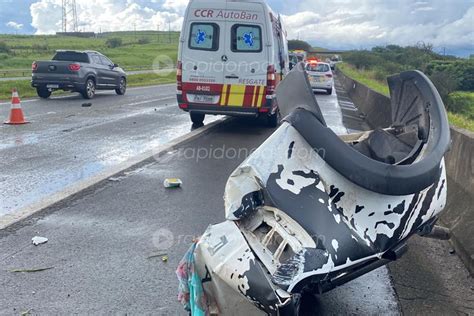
[0,0,473,56]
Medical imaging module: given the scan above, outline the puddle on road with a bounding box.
[0,134,40,150]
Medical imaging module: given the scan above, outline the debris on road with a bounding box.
[32,236,48,246]
[449,248,456,255]
[108,177,121,182]
[164,178,182,188]
[21,309,32,316]
[162,255,169,263]
[81,103,92,107]
[10,267,54,273]
[147,253,168,260]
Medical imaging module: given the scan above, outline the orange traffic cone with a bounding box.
[4,89,29,125]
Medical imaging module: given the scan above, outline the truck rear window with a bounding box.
[189,23,219,51]
[231,24,262,53]
[52,52,89,63]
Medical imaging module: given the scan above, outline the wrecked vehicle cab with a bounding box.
[178,63,451,315]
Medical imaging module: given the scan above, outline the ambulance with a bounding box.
[176,0,289,127]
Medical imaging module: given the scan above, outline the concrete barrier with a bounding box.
[336,69,392,128]
[336,68,474,275]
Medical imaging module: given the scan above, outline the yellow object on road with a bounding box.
[164,178,182,188]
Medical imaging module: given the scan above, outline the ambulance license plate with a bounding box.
[192,94,215,104]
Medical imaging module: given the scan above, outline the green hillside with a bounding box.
[0,31,180,71]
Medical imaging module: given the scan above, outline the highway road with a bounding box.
[1,80,473,314]
[0,85,219,216]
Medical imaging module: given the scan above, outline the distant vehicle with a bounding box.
[289,49,307,62]
[306,62,333,94]
[32,50,127,99]
[177,0,289,127]
[329,55,342,70]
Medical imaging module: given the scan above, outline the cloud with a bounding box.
[162,0,189,14]
[27,0,473,55]
[30,0,62,34]
[30,0,184,34]
[281,0,474,53]
[6,21,24,30]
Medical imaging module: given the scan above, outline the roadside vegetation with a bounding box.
[339,45,474,131]
[0,72,175,101]
[0,31,178,100]
[0,31,179,71]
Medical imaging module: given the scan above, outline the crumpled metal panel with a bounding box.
[194,221,289,315]
[223,122,447,292]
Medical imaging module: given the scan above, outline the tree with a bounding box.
[0,42,10,54]
[106,38,122,48]
[288,40,312,52]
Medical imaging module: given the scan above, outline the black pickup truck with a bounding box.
[32,50,127,99]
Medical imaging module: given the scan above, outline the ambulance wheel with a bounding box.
[190,112,205,125]
[326,88,333,95]
[267,110,280,128]
[37,88,51,99]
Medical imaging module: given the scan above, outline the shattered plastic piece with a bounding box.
[108,177,121,182]
[176,242,208,315]
[161,255,169,262]
[81,103,92,107]
[164,178,182,188]
[147,253,167,259]
[32,236,48,246]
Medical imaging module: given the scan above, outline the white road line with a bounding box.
[0,84,176,106]
[126,96,175,106]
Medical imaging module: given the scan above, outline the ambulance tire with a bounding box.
[267,110,280,128]
[190,112,205,125]
[326,88,333,95]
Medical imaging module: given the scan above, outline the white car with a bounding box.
[306,62,334,94]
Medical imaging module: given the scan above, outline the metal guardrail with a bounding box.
[0,66,162,78]
[0,69,31,77]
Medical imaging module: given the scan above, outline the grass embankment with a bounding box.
[0,32,178,100]
[0,31,179,71]
[338,63,474,131]
[0,72,176,101]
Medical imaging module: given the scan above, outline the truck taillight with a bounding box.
[32,62,38,71]
[266,65,276,95]
[68,63,81,72]
[176,61,183,91]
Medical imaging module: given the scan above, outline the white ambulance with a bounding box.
[176,0,289,127]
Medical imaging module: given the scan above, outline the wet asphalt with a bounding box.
[0,85,219,216]
[1,81,472,314]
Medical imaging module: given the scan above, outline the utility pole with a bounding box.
[168,19,171,43]
[157,24,160,43]
[133,23,137,41]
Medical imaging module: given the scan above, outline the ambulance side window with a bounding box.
[188,23,219,51]
[231,24,262,53]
